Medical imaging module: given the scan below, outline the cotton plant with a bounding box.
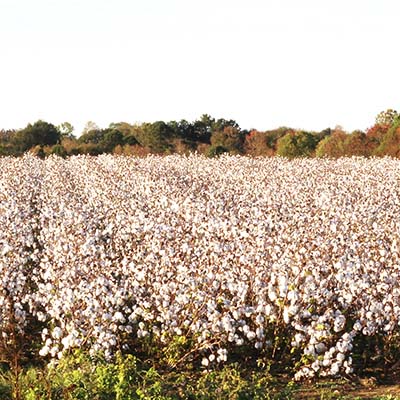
[1,154,400,379]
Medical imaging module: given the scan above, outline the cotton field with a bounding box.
[1,154,400,380]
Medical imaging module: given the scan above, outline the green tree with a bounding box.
[315,128,347,158]
[193,117,213,143]
[276,131,318,158]
[109,122,140,146]
[78,128,106,144]
[342,130,375,157]
[207,145,228,157]
[374,119,400,157]
[58,122,75,139]
[101,129,124,152]
[13,120,60,153]
[210,126,244,154]
[50,144,68,157]
[134,121,172,153]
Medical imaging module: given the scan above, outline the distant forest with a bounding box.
[1,109,399,158]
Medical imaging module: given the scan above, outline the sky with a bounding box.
[0,0,399,135]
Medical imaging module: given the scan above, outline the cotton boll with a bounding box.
[336,352,346,363]
[256,327,264,339]
[353,321,362,331]
[52,327,63,340]
[39,346,50,357]
[315,343,327,353]
[246,331,256,340]
[330,362,340,375]
[113,311,126,323]
[268,290,277,302]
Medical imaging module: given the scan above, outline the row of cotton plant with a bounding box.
[1,153,400,379]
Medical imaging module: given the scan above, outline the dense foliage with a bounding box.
[1,109,399,157]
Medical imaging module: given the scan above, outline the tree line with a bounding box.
[1,109,399,158]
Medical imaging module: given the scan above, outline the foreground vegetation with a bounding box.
[1,351,400,399]
[1,154,400,398]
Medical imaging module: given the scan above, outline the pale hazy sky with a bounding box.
[1,0,399,134]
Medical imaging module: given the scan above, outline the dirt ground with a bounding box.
[295,383,400,399]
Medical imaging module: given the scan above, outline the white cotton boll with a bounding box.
[113,311,125,323]
[37,312,47,322]
[232,310,240,320]
[116,297,125,306]
[103,312,112,321]
[268,290,277,302]
[136,270,146,281]
[363,326,373,335]
[353,321,362,331]
[336,342,348,353]
[283,308,290,324]
[50,346,59,358]
[244,307,255,317]
[41,328,49,340]
[61,336,71,349]
[343,292,353,303]
[333,315,346,332]
[246,331,256,340]
[336,352,346,363]
[52,327,62,340]
[278,276,288,294]
[304,345,316,357]
[242,325,250,334]
[322,358,331,367]
[256,327,264,339]
[1,243,12,256]
[264,305,272,316]
[201,357,209,367]
[299,367,314,379]
[209,354,215,362]
[330,362,340,375]
[345,365,353,374]
[294,371,303,381]
[39,346,50,357]
[287,290,299,303]
[162,300,169,308]
[311,360,321,372]
[384,323,393,332]
[294,333,304,344]
[255,341,263,350]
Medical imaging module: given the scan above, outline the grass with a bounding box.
[1,354,400,400]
